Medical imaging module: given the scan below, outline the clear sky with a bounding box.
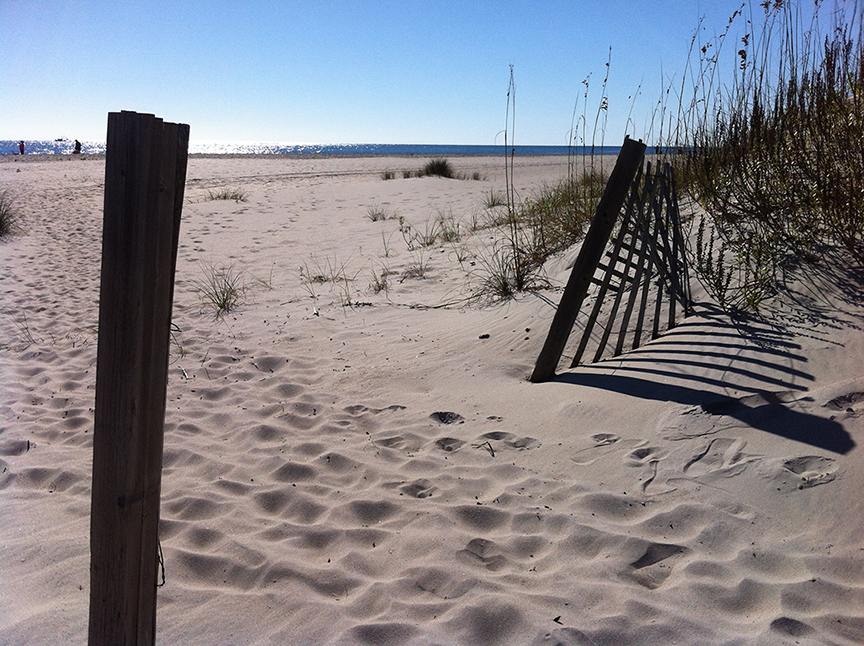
[3,1,760,145]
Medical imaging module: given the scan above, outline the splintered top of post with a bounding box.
[109,110,190,129]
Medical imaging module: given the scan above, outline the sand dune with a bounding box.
[1,153,863,645]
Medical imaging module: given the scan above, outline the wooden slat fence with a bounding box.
[531,154,691,382]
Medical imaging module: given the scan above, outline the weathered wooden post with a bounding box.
[89,111,189,646]
[530,136,645,383]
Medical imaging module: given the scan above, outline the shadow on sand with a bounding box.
[552,304,856,455]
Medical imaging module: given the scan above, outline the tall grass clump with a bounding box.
[665,0,864,308]
[366,202,396,221]
[495,65,537,296]
[474,171,602,301]
[422,158,455,178]
[196,263,247,317]
[473,240,549,301]
[414,158,482,180]
[567,47,614,178]
[0,190,18,237]
[473,65,608,301]
[484,189,507,209]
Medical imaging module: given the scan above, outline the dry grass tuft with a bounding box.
[206,188,247,202]
[0,190,19,238]
[195,263,247,317]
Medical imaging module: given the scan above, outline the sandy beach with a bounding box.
[1,153,863,645]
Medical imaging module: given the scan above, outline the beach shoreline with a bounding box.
[1,154,862,645]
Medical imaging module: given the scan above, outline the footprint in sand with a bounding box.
[626,541,689,589]
[397,479,437,499]
[456,537,508,571]
[476,431,540,452]
[345,404,407,416]
[757,455,839,491]
[595,433,621,446]
[0,439,31,456]
[331,403,408,433]
[824,390,864,416]
[411,567,478,599]
[375,433,426,452]
[769,617,815,638]
[430,411,465,424]
[622,446,674,494]
[435,437,465,452]
[682,437,759,478]
[624,445,665,467]
[571,433,644,466]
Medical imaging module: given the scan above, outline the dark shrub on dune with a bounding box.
[422,158,454,178]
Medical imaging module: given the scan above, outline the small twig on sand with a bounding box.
[472,441,496,457]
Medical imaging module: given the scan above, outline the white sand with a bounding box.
[1,153,863,645]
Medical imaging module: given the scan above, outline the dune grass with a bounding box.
[368,262,392,295]
[366,203,397,222]
[664,0,864,310]
[393,3,861,311]
[470,65,606,302]
[520,173,605,260]
[484,189,507,210]
[196,263,247,317]
[403,158,483,181]
[422,158,454,178]
[0,190,18,238]
[300,254,359,285]
[471,173,603,301]
[206,188,247,202]
[435,209,462,244]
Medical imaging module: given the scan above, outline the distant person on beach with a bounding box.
[73,140,81,154]
[18,141,24,155]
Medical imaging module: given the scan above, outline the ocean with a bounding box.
[1,140,624,157]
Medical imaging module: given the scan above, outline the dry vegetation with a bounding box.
[665,0,864,310]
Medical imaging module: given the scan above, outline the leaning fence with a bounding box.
[531,138,691,382]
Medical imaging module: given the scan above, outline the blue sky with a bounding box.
[3,1,758,145]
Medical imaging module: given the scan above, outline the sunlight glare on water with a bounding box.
[1,140,629,156]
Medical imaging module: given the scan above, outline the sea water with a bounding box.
[1,140,624,157]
